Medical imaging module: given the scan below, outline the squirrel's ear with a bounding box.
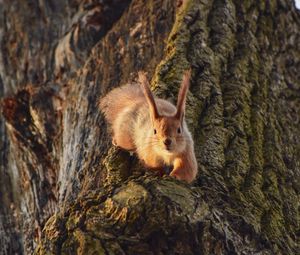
[175,69,191,121]
[138,71,159,120]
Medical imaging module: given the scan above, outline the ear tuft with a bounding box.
[138,71,148,85]
[175,69,191,120]
[138,71,159,120]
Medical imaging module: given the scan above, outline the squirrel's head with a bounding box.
[138,70,191,154]
[151,116,187,154]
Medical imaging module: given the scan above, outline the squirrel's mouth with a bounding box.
[165,145,172,151]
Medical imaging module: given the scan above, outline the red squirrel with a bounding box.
[99,71,197,183]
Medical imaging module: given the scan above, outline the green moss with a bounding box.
[36,175,211,254]
[66,211,84,231]
[101,182,150,228]
[73,230,106,254]
[261,208,285,243]
[153,0,194,90]
[103,147,133,186]
[111,182,149,207]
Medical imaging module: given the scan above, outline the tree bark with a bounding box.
[0,0,299,254]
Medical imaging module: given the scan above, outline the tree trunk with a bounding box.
[0,0,299,254]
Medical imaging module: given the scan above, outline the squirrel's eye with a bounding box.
[154,129,157,135]
[177,127,181,134]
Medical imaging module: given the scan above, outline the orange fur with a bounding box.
[99,71,198,183]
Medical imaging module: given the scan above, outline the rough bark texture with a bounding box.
[0,0,299,254]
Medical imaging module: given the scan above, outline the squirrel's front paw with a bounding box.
[170,169,195,183]
[112,138,118,147]
[169,171,184,181]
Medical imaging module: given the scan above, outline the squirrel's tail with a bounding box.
[99,83,144,124]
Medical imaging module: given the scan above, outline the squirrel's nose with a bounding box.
[164,138,172,146]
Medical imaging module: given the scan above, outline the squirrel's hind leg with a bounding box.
[112,133,135,151]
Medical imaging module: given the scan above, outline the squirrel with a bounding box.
[99,70,198,183]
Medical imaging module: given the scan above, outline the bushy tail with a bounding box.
[99,83,144,124]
